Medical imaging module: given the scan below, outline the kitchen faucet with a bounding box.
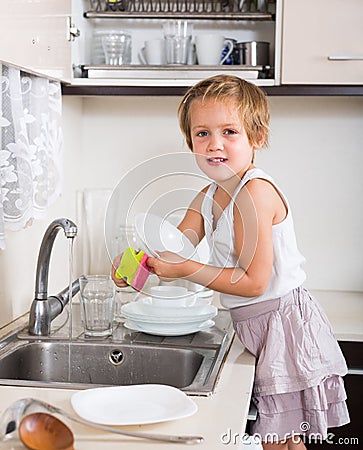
[28,218,80,336]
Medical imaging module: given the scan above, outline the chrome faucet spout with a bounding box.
[34,218,77,300]
[29,218,79,336]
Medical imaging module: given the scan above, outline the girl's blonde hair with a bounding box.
[178,74,270,150]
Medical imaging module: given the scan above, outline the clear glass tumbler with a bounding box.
[102,32,132,65]
[163,20,193,65]
[79,275,115,337]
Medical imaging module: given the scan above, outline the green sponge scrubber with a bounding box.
[115,247,151,291]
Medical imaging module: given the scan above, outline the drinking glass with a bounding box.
[79,275,115,337]
[163,20,193,65]
[102,32,132,65]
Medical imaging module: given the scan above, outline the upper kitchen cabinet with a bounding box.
[281,0,363,85]
[0,0,76,83]
[70,0,281,87]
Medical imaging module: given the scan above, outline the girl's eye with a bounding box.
[196,131,208,137]
[224,129,237,135]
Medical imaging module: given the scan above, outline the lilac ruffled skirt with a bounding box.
[231,287,350,442]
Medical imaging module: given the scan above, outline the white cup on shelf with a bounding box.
[195,34,234,65]
[138,38,165,65]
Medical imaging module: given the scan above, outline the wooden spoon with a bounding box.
[19,412,74,450]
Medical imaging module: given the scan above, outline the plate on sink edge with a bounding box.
[124,319,215,336]
[71,384,198,425]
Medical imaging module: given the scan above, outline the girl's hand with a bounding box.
[147,251,189,281]
[111,253,129,289]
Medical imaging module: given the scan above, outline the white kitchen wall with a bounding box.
[258,97,363,292]
[0,95,362,327]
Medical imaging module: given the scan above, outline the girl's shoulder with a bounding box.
[238,168,284,201]
[235,176,288,223]
[236,176,278,207]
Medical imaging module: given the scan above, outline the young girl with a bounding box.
[144,75,350,449]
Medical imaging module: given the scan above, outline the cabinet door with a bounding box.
[281,0,363,84]
[0,0,72,82]
[308,341,362,450]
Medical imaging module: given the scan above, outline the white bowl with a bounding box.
[150,285,188,298]
[149,286,196,307]
[137,297,215,317]
[151,295,197,308]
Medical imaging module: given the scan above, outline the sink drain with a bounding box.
[108,349,124,366]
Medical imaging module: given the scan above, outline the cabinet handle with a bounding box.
[328,56,363,61]
[67,17,81,42]
[347,368,363,375]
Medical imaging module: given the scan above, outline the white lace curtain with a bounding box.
[0,64,63,249]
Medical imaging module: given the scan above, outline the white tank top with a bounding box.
[201,168,306,308]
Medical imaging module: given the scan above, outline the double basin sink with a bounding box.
[0,306,234,396]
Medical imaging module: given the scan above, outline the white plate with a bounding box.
[121,300,217,323]
[124,319,215,336]
[195,288,214,299]
[71,384,197,425]
[135,213,199,260]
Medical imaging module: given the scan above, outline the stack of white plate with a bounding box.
[121,295,217,336]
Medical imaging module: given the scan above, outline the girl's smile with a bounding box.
[206,156,228,165]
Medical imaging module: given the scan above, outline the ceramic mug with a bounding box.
[195,34,234,65]
[138,38,165,65]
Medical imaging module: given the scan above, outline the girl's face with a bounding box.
[189,98,255,183]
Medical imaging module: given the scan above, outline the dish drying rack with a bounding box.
[86,0,274,20]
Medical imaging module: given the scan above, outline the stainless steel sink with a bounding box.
[0,341,208,389]
[0,307,234,396]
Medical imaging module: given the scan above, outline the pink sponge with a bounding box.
[115,247,151,291]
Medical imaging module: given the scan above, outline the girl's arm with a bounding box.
[110,187,208,290]
[147,179,284,298]
[176,186,209,247]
